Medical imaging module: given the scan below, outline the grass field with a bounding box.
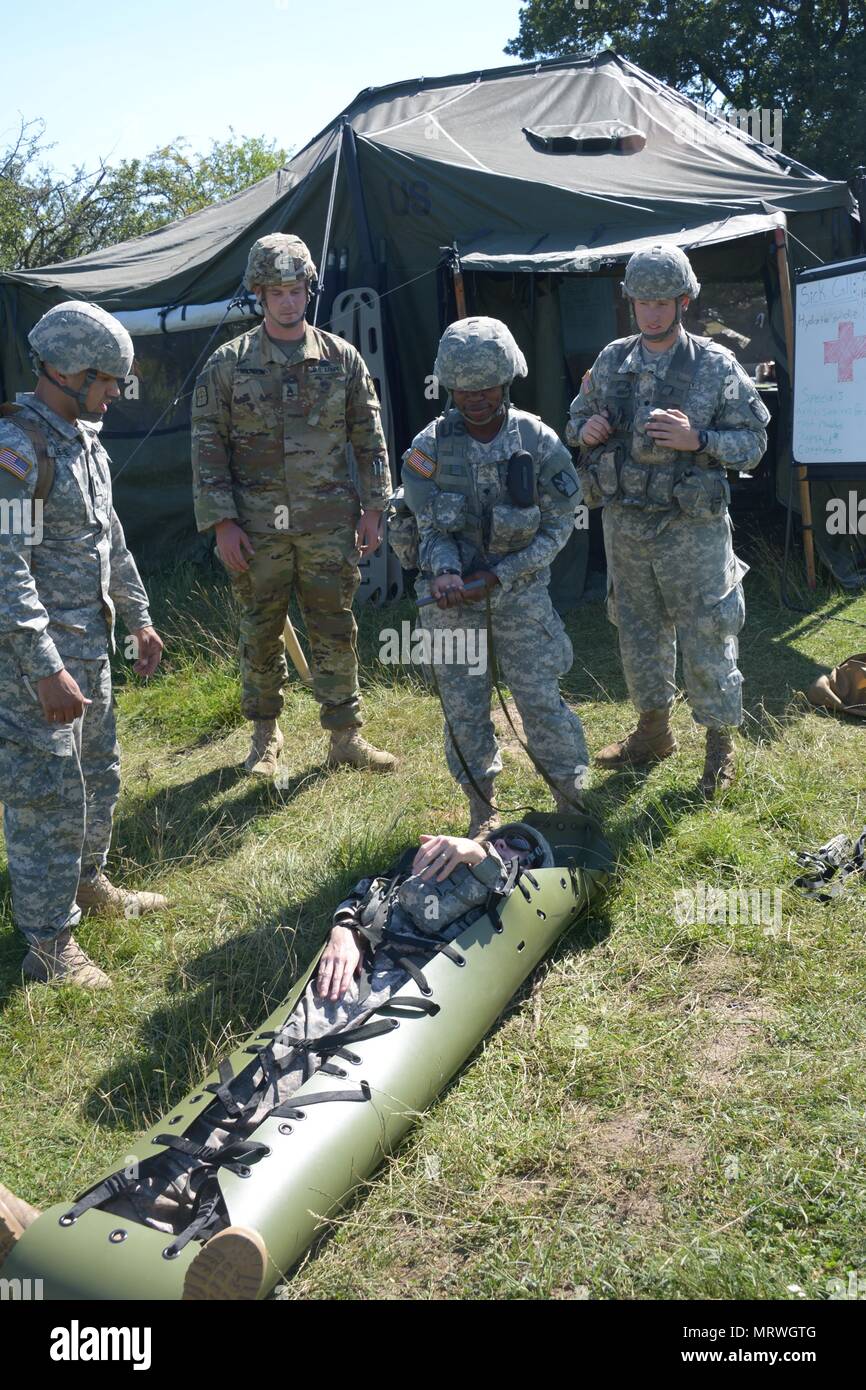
[2,526,865,1301]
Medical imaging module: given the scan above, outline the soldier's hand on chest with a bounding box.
[644,408,700,451]
[579,412,612,447]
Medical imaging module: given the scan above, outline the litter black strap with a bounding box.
[271,1080,372,1120]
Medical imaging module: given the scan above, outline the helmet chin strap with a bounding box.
[40,364,97,412]
[451,383,510,426]
[635,297,684,344]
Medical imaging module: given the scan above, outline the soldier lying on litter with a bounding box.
[0,823,551,1298]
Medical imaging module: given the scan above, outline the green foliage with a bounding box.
[506,1,866,180]
[0,122,291,272]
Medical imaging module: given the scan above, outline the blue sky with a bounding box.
[2,0,529,176]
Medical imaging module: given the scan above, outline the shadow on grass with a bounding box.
[111,759,330,869]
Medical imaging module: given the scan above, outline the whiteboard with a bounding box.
[793,256,866,467]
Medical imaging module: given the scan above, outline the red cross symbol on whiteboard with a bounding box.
[824,321,866,382]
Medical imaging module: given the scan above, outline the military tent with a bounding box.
[0,50,860,589]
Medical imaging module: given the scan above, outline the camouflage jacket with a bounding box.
[402,407,580,592]
[0,394,152,753]
[566,329,769,530]
[191,322,391,535]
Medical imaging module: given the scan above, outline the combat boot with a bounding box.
[327,729,398,773]
[77,873,168,917]
[595,708,677,769]
[182,1225,269,1301]
[245,718,284,777]
[0,1181,40,1266]
[700,727,737,798]
[465,779,500,839]
[22,930,112,989]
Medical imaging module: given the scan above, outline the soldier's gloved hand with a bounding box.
[215,519,256,573]
[430,573,465,608]
[37,669,92,724]
[316,925,363,1001]
[579,411,612,447]
[462,569,500,601]
[644,408,700,451]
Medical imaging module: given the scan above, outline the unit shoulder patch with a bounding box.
[551,468,579,498]
[194,384,209,409]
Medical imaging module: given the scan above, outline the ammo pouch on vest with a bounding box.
[431,490,468,531]
[489,501,542,553]
[490,448,541,550]
[672,465,730,519]
[586,333,719,513]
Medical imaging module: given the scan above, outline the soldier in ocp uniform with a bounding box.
[191,234,397,776]
[401,317,589,837]
[567,245,770,796]
[0,303,166,989]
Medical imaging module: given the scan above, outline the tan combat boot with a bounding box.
[466,779,500,839]
[22,930,112,989]
[182,1225,269,1301]
[700,727,736,798]
[77,873,168,917]
[595,708,677,769]
[327,729,398,773]
[0,1181,40,1266]
[245,718,284,777]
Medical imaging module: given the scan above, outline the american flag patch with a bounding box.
[405,446,436,478]
[0,446,31,481]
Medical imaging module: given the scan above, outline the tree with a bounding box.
[0,125,291,271]
[505,1,866,181]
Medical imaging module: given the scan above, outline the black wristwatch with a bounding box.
[435,567,461,577]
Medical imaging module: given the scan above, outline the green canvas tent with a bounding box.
[0,50,860,586]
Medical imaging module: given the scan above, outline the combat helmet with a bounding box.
[621,244,700,340]
[28,301,134,410]
[243,234,318,294]
[434,316,528,421]
[622,244,701,301]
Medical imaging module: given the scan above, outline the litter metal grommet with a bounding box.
[109,1228,128,1244]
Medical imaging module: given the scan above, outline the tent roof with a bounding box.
[1,50,853,302]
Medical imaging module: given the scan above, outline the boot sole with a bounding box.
[182,1226,269,1301]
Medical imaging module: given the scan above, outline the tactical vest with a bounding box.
[391,408,548,571]
[586,332,718,512]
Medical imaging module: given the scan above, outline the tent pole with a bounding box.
[312,126,343,327]
[774,219,816,590]
[443,243,467,318]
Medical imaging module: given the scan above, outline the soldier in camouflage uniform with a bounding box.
[191,234,396,776]
[0,302,166,989]
[401,318,589,837]
[566,244,770,796]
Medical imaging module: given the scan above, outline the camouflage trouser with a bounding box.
[602,507,748,728]
[230,528,363,730]
[419,578,589,789]
[0,656,120,945]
